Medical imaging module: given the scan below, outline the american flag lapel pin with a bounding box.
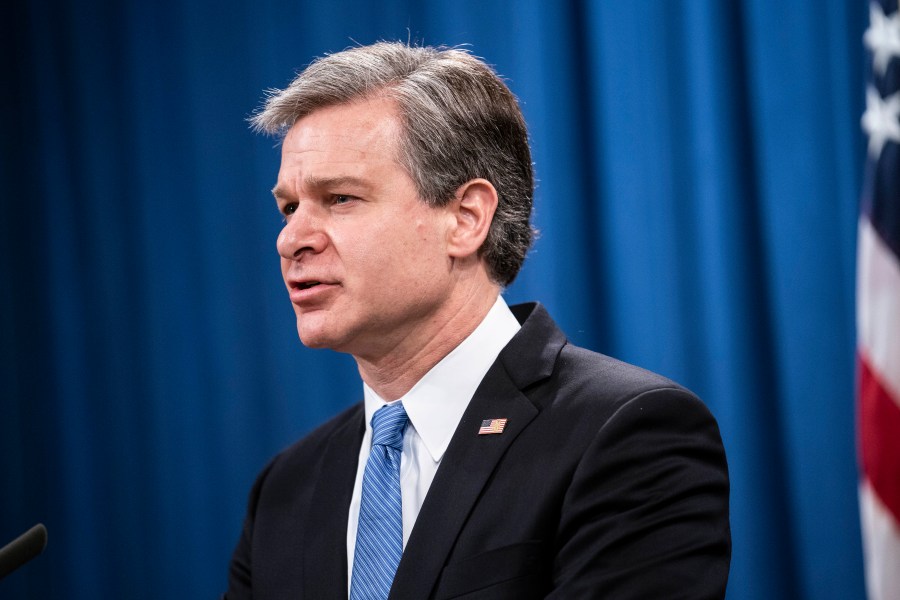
[478,418,508,435]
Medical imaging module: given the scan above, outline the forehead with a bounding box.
[280,97,402,172]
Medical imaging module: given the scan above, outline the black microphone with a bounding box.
[0,524,48,579]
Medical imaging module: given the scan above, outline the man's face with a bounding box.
[274,96,456,361]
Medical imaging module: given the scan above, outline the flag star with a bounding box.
[862,85,900,159]
[864,2,900,76]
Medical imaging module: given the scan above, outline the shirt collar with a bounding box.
[363,295,521,462]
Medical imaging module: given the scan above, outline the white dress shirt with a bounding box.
[346,295,521,587]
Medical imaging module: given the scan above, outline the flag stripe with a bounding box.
[859,353,900,525]
[860,480,900,600]
[857,217,900,402]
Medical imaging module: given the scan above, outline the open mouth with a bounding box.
[298,281,321,290]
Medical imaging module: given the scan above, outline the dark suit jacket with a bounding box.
[226,303,731,599]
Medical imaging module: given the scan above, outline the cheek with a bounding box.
[339,209,448,282]
[349,233,428,288]
[407,213,448,254]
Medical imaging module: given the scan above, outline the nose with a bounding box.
[276,207,328,260]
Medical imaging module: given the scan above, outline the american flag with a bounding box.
[478,418,508,435]
[858,2,900,598]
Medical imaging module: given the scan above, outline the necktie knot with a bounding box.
[371,402,408,450]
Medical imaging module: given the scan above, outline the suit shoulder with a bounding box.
[542,342,722,433]
[557,342,693,398]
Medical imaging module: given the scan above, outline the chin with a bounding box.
[296,330,332,350]
[298,338,332,350]
[295,321,342,350]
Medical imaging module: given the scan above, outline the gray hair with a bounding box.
[250,42,535,287]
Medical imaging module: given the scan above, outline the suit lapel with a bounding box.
[389,303,566,599]
[302,406,364,600]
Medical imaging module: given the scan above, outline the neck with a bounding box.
[354,277,500,401]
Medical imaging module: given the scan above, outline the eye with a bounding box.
[333,194,352,205]
[281,202,298,216]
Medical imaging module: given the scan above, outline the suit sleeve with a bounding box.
[548,387,731,599]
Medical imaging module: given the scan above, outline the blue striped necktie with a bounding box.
[350,402,409,600]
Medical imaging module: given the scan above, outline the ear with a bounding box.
[446,179,498,259]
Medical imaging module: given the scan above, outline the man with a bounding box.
[226,42,730,599]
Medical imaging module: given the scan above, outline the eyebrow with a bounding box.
[271,175,372,200]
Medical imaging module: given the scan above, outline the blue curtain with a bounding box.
[1,0,866,598]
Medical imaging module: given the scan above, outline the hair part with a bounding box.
[250,42,535,286]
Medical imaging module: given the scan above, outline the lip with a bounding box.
[287,279,339,304]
